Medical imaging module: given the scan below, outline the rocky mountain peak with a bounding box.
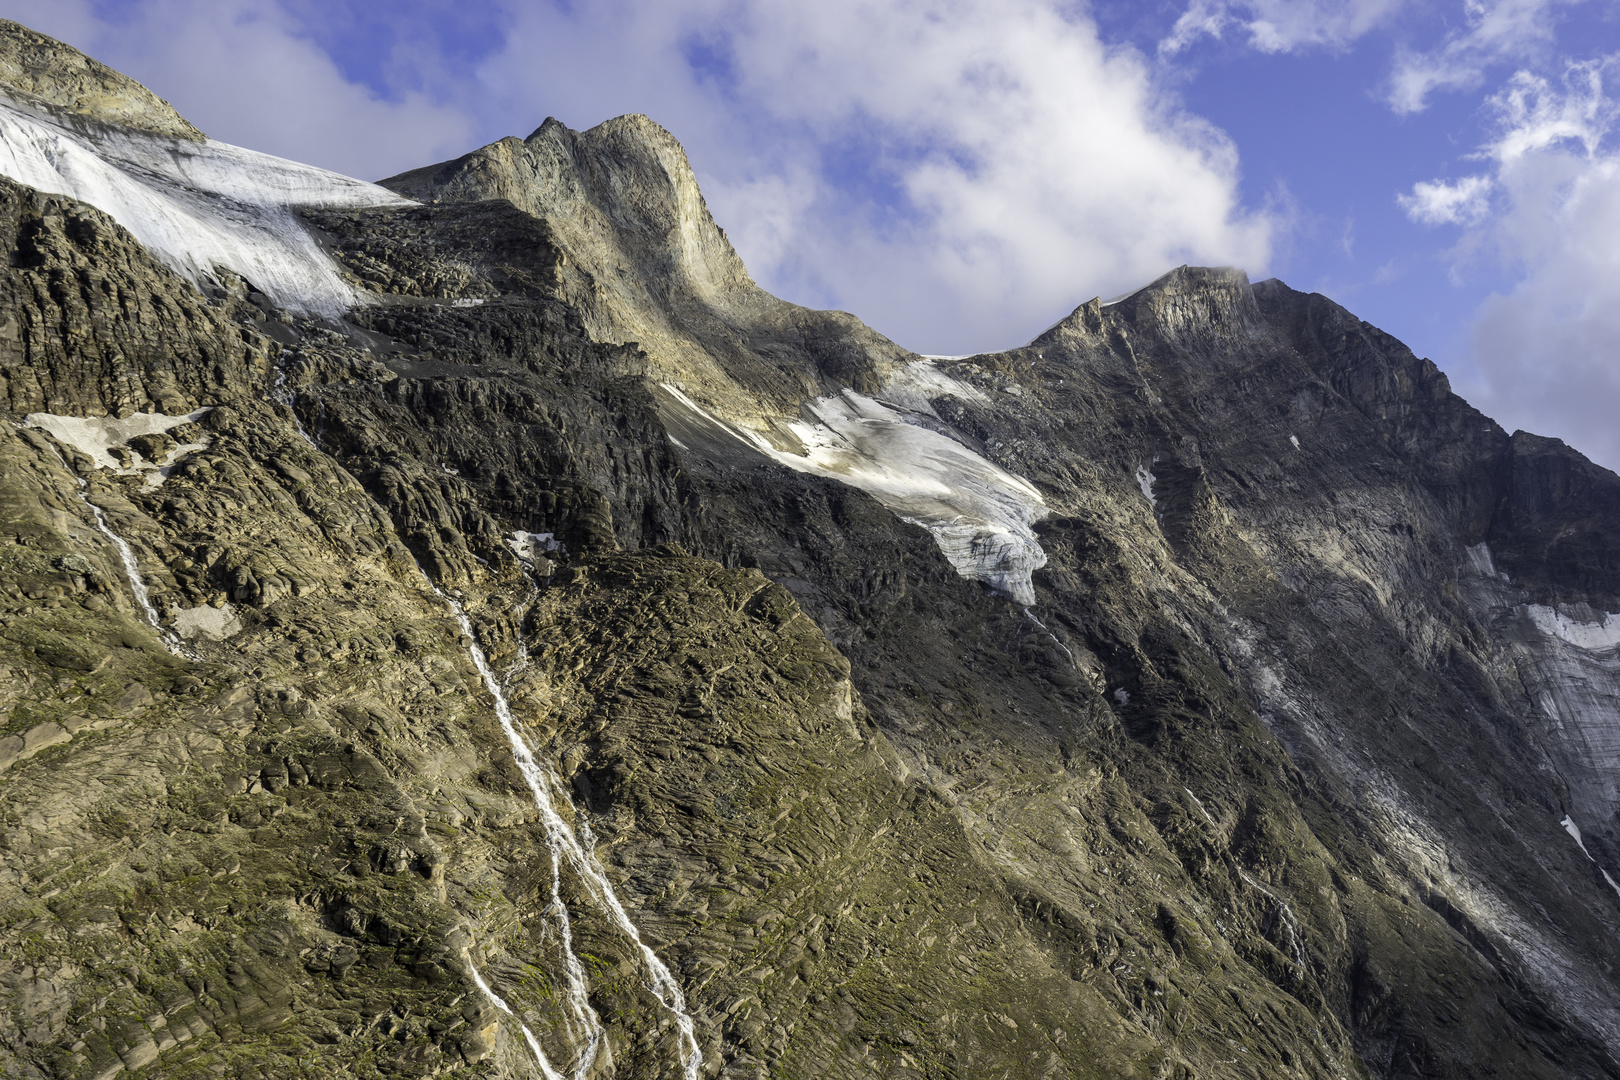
[383,112,911,425]
[1031,263,1267,352]
[0,19,203,140]
[1106,264,1269,346]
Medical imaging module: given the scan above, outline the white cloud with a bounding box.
[1399,174,1495,224]
[1450,59,1620,469]
[1160,0,1400,56]
[484,0,1274,353]
[1158,0,1584,119]
[1485,61,1615,161]
[1386,0,1572,115]
[0,0,475,181]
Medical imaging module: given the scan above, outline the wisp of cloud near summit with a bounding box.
[7,0,1620,467]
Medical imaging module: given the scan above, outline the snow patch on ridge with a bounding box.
[660,382,1048,605]
[1528,604,1620,652]
[1136,464,1157,507]
[170,602,242,642]
[25,409,210,469]
[26,408,212,489]
[0,95,410,316]
[1561,815,1620,901]
[881,358,990,411]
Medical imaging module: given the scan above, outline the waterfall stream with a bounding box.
[271,349,319,451]
[36,438,187,658]
[466,954,567,1080]
[428,575,702,1079]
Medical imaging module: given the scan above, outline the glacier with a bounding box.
[660,379,1049,605]
[0,94,409,316]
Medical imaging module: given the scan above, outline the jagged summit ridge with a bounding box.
[381,113,912,424]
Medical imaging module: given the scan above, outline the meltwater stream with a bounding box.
[426,574,702,1079]
[466,954,566,1080]
[37,439,187,657]
[271,349,319,451]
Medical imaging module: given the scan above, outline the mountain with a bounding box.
[1,19,1618,1080]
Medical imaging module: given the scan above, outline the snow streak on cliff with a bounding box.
[0,94,408,316]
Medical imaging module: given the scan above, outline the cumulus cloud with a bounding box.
[1398,175,1495,224]
[0,0,475,180]
[1485,61,1615,160]
[484,0,1274,353]
[1159,0,1400,56]
[1451,59,1620,469]
[1386,0,1573,115]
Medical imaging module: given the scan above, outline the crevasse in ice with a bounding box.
[0,94,410,316]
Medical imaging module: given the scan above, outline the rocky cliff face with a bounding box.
[1,20,1619,1080]
[0,19,201,141]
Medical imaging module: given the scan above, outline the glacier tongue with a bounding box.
[661,381,1048,605]
[0,95,409,316]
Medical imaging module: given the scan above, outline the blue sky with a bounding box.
[10,0,1620,467]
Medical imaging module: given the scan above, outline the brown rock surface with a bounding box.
[0,19,202,140]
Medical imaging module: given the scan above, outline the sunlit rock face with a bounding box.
[6,18,1620,1080]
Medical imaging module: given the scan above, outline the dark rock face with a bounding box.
[2,23,1620,1080]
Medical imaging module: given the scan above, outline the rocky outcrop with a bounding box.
[0,19,202,140]
[380,116,910,424]
[2,19,1620,1080]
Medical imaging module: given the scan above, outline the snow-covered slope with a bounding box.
[660,376,1048,605]
[0,94,409,316]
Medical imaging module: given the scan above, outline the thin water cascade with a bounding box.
[1021,607,1076,668]
[423,571,702,1079]
[465,954,567,1080]
[271,349,319,450]
[501,587,607,1077]
[36,438,187,657]
[543,846,607,1078]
